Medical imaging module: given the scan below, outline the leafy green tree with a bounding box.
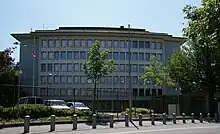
[84,41,117,114]
[167,0,220,113]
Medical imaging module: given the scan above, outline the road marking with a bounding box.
[107,126,220,134]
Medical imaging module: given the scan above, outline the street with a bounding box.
[0,120,220,134]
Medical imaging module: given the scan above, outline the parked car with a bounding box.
[67,102,90,110]
[17,96,44,106]
[44,100,70,109]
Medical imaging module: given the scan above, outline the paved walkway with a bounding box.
[0,120,218,134]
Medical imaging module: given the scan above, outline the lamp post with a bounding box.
[17,70,23,107]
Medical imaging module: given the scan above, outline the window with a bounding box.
[40,64,46,72]
[119,52,125,60]
[113,76,118,84]
[126,64,129,72]
[139,64,144,73]
[47,75,53,84]
[41,76,46,84]
[54,63,59,72]
[47,63,53,72]
[88,40,93,48]
[107,76,112,84]
[48,40,54,48]
[132,76,138,84]
[74,39,80,47]
[132,41,138,48]
[60,63,66,72]
[145,41,150,48]
[156,42,162,49]
[151,53,156,58]
[107,40,112,48]
[48,51,53,60]
[68,40,73,47]
[80,51,86,59]
[119,64,125,72]
[139,53,144,60]
[126,52,129,60]
[61,40,67,48]
[120,40,125,48]
[73,51,79,59]
[60,76,66,84]
[55,40,60,47]
[113,40,119,48]
[132,64,138,72]
[157,54,162,61]
[61,51,66,59]
[145,89,150,96]
[80,63,84,72]
[100,77,105,84]
[100,40,105,47]
[120,76,125,84]
[54,51,60,60]
[54,76,59,84]
[108,52,112,59]
[61,89,67,96]
[139,77,144,85]
[151,42,156,49]
[42,40,47,48]
[152,89,156,96]
[41,52,47,60]
[158,89,162,96]
[80,76,86,84]
[132,52,138,60]
[81,40,86,47]
[113,52,118,60]
[73,76,79,84]
[139,41,144,48]
[145,53,150,61]
[67,51,73,59]
[67,63,73,72]
[67,76,72,84]
[74,63,79,72]
[114,64,119,72]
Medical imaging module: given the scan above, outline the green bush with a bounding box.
[0,105,92,120]
[122,108,153,115]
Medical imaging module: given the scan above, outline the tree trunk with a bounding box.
[92,82,97,114]
[205,89,216,115]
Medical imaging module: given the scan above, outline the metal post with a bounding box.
[128,24,132,121]
[200,113,203,123]
[191,113,195,123]
[151,113,155,125]
[207,113,211,122]
[215,113,218,122]
[24,115,30,133]
[32,37,35,96]
[125,114,129,127]
[173,113,176,124]
[92,114,96,129]
[73,88,76,114]
[163,113,166,125]
[182,113,186,124]
[139,114,142,126]
[72,114,77,130]
[110,114,114,128]
[50,115,55,132]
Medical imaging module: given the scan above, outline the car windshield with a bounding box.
[74,103,86,107]
[51,100,67,106]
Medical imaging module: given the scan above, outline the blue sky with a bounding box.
[0,0,201,62]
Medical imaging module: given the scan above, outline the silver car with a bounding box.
[67,102,90,110]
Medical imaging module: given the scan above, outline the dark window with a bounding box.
[139,88,144,96]
[139,41,144,48]
[132,41,138,48]
[67,51,73,59]
[61,51,66,59]
[133,88,138,97]
[145,41,150,48]
[152,89,156,96]
[41,64,46,72]
[113,52,118,60]
[145,89,150,96]
[158,89,162,96]
[80,51,86,59]
[54,51,60,60]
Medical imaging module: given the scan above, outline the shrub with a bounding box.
[122,108,153,115]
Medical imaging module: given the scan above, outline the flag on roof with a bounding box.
[32,47,36,57]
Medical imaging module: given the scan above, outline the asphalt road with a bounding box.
[0,120,220,134]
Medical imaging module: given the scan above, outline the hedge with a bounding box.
[121,108,153,115]
[0,105,92,120]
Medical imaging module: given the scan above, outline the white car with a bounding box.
[67,102,90,110]
[44,100,70,110]
[17,96,44,107]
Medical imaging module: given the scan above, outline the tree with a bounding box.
[0,47,20,107]
[167,0,220,113]
[83,40,117,114]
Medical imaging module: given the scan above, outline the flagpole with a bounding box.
[32,36,35,96]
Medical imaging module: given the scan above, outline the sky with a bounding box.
[0,0,201,62]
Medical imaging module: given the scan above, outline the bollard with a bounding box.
[24,115,30,133]
[191,113,195,123]
[182,113,186,124]
[139,114,143,126]
[162,113,167,125]
[151,113,155,125]
[50,115,56,132]
[215,113,218,122]
[207,113,211,123]
[92,114,96,129]
[199,113,203,123]
[173,113,176,124]
[110,114,114,128]
[125,114,129,127]
[72,114,77,130]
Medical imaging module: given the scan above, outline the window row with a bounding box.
[41,51,162,61]
[41,63,147,73]
[40,88,162,97]
[40,75,144,85]
[42,39,162,49]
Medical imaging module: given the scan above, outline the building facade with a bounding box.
[11,26,185,111]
